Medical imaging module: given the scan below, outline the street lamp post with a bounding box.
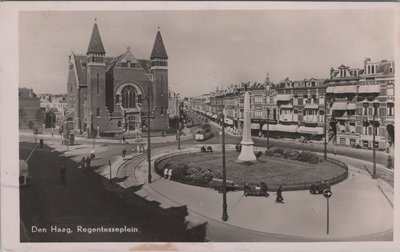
[147,86,152,183]
[220,106,228,222]
[266,108,270,149]
[177,94,181,150]
[324,94,327,160]
[372,99,379,179]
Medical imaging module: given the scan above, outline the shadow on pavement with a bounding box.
[19,142,208,242]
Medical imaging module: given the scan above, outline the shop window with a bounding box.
[96,108,100,117]
[340,138,346,145]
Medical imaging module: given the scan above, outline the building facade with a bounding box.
[190,58,395,149]
[67,22,169,136]
[19,88,43,130]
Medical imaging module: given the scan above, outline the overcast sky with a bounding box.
[19,9,395,97]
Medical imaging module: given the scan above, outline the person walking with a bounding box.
[60,165,66,184]
[122,135,126,145]
[80,156,86,172]
[122,148,126,159]
[164,167,169,179]
[275,186,284,203]
[168,168,173,180]
[86,155,91,171]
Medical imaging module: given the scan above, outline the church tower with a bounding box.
[150,28,169,130]
[86,20,107,135]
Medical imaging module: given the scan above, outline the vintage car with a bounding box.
[243,182,269,197]
[310,182,331,194]
[210,178,238,193]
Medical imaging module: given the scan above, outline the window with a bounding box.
[372,65,375,74]
[255,96,263,104]
[121,62,127,67]
[116,95,120,104]
[118,121,121,128]
[387,85,394,96]
[96,73,99,95]
[96,108,100,117]
[368,65,371,74]
[255,111,262,118]
[387,103,394,116]
[340,138,346,145]
[121,85,136,108]
[161,107,164,115]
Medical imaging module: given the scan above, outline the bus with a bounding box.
[194,124,213,141]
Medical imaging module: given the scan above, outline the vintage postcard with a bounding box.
[0,1,399,251]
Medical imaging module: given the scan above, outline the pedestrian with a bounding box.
[275,186,284,203]
[90,147,95,160]
[80,156,86,172]
[168,168,173,180]
[122,135,126,144]
[86,156,91,170]
[164,167,169,179]
[60,165,66,184]
[122,148,126,158]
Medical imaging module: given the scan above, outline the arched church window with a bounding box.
[121,85,136,108]
[116,94,120,104]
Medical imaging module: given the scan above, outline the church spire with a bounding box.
[87,21,106,55]
[150,29,168,59]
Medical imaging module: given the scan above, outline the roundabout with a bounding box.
[154,149,348,191]
[122,144,393,241]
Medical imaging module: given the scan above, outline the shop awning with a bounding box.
[251,123,260,130]
[332,85,357,94]
[326,86,335,93]
[347,103,356,110]
[276,94,292,101]
[304,104,319,109]
[261,124,276,131]
[274,124,298,133]
[298,126,324,135]
[358,85,380,93]
[280,104,293,109]
[331,102,348,110]
[224,118,234,125]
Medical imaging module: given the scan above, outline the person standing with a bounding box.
[164,167,169,179]
[122,148,126,159]
[122,135,126,144]
[168,168,173,180]
[275,186,284,203]
[60,165,66,184]
[80,156,86,172]
[86,156,91,171]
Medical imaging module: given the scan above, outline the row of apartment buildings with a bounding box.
[190,58,395,150]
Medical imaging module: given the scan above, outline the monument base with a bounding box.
[238,144,256,162]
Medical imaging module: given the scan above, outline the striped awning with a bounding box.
[274,124,298,133]
[251,123,260,130]
[331,102,348,110]
[326,86,335,93]
[298,126,324,135]
[358,85,380,93]
[276,94,292,101]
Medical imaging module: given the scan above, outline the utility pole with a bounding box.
[267,108,270,149]
[178,99,181,150]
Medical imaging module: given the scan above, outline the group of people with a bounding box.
[200,145,213,153]
[163,167,173,180]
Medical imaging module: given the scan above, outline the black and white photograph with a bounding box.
[1,2,399,251]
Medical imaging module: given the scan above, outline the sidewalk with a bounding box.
[19,131,193,144]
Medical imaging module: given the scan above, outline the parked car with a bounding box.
[210,178,238,193]
[244,182,269,197]
[310,181,331,194]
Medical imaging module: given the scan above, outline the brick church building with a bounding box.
[66,21,169,136]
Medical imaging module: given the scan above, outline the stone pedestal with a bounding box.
[238,91,256,162]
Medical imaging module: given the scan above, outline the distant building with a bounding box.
[67,21,169,136]
[19,88,43,129]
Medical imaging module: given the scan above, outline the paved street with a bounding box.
[19,138,207,242]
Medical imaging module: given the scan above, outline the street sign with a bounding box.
[323,189,332,198]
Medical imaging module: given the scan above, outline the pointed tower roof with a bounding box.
[150,29,168,59]
[87,21,106,55]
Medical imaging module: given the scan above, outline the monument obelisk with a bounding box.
[238,87,256,161]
